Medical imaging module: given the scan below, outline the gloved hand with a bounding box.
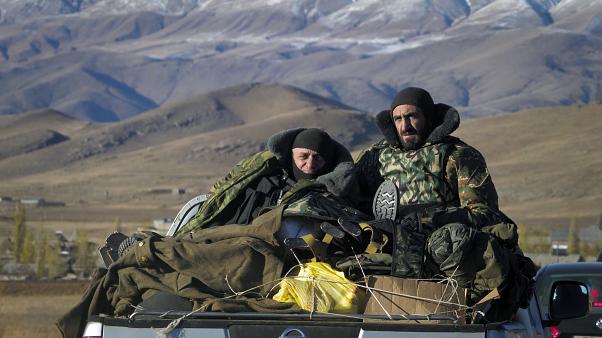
[432,207,476,228]
[315,162,356,197]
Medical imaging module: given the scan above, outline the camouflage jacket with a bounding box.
[355,105,507,229]
[177,128,358,235]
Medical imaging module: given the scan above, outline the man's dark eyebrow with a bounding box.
[393,111,418,118]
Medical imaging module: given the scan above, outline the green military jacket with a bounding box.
[57,206,303,338]
[178,150,282,234]
[178,128,358,235]
[355,105,507,229]
[353,105,534,322]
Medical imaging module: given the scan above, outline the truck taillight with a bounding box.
[590,286,602,307]
[82,321,102,338]
[548,326,560,338]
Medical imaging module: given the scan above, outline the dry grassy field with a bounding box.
[0,281,89,338]
[0,93,601,337]
[2,87,600,227]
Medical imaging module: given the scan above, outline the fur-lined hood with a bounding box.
[375,103,460,148]
[266,128,355,197]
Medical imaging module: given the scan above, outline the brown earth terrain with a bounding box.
[0,280,89,338]
[0,84,600,233]
[454,103,602,225]
[0,84,600,338]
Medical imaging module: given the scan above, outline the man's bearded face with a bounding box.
[391,104,429,150]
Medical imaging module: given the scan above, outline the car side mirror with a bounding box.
[549,281,589,321]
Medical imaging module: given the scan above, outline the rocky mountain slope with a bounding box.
[0,0,600,121]
[0,83,378,205]
[0,82,600,225]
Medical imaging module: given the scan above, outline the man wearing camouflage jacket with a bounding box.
[354,87,534,322]
[355,86,509,230]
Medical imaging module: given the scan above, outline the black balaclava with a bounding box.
[290,128,335,180]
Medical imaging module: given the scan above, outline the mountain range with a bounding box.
[0,0,601,121]
[0,83,378,224]
[0,83,600,226]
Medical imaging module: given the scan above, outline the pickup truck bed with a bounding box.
[85,307,539,338]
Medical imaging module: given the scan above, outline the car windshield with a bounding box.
[537,273,602,318]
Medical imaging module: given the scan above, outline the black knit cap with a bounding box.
[290,128,334,180]
[292,128,334,159]
[390,87,434,117]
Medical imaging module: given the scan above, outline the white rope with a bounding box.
[281,274,470,310]
[155,259,473,335]
[269,273,469,310]
[157,274,291,336]
[432,265,462,315]
[361,283,470,309]
[265,262,303,298]
[157,304,209,336]
[155,273,472,336]
[352,250,393,320]
[225,274,244,296]
[290,247,303,267]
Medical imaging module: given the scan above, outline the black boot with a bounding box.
[372,180,398,221]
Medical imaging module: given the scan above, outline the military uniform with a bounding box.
[178,128,357,235]
[354,91,534,322]
[356,134,508,229]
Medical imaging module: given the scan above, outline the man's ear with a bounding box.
[376,110,400,147]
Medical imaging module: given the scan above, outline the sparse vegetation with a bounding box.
[45,238,63,279]
[518,224,551,253]
[568,217,580,255]
[35,231,49,278]
[21,225,36,263]
[580,241,602,257]
[11,204,27,262]
[75,228,96,277]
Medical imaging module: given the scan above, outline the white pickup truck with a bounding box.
[82,195,591,338]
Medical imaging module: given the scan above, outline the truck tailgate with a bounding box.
[92,315,489,338]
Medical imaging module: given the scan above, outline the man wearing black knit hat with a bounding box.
[290,128,335,180]
[356,86,507,227]
[354,87,535,322]
[176,127,355,233]
[388,87,434,151]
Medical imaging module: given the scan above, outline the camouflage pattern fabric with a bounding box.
[178,150,363,236]
[283,188,368,224]
[427,223,480,287]
[377,141,457,207]
[357,136,506,229]
[353,105,532,321]
[425,221,536,322]
[390,220,430,278]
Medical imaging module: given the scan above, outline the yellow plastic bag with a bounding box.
[272,262,365,314]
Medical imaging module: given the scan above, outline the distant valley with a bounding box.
[0,83,600,229]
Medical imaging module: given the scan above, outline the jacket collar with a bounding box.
[266,128,354,196]
[266,128,352,166]
[375,103,460,148]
